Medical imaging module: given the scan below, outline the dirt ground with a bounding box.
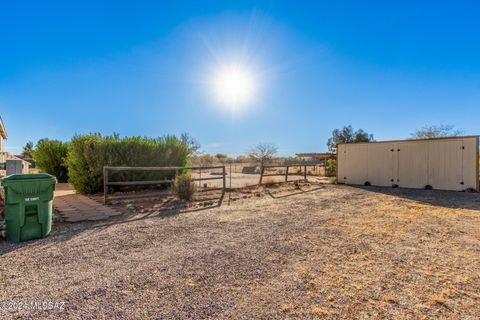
[1,183,479,319]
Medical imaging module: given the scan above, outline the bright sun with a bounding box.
[213,66,256,108]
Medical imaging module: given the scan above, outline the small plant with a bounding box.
[430,296,446,305]
[326,159,336,177]
[173,174,196,201]
[279,304,295,313]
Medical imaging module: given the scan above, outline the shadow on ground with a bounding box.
[267,185,325,199]
[350,185,480,211]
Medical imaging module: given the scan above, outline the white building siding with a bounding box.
[337,136,479,191]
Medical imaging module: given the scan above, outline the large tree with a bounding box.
[327,125,374,152]
[21,141,34,158]
[249,143,278,167]
[33,139,69,182]
[410,125,464,139]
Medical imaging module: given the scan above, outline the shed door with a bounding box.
[345,144,368,185]
[428,139,463,191]
[367,143,395,187]
[461,137,479,190]
[397,141,428,189]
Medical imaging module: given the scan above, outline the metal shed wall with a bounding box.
[337,136,479,191]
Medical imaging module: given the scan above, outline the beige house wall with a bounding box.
[345,143,368,184]
[337,136,479,191]
[367,142,395,187]
[397,141,429,188]
[337,144,346,182]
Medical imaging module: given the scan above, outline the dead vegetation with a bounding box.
[0,183,479,319]
[173,174,197,201]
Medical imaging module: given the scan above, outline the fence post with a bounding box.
[103,166,108,204]
[199,167,202,188]
[222,165,226,192]
[304,165,307,180]
[173,168,179,189]
[259,166,265,185]
[285,166,289,182]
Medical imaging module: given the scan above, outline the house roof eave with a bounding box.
[0,116,7,139]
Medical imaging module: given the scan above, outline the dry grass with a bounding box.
[0,183,479,319]
[262,176,278,186]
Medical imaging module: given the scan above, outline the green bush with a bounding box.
[326,159,336,177]
[33,139,69,182]
[173,174,196,201]
[67,134,190,195]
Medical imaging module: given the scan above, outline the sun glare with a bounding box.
[213,66,256,108]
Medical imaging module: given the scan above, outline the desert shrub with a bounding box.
[189,154,220,166]
[33,139,69,182]
[67,134,190,195]
[173,174,196,201]
[326,159,336,177]
[279,157,302,165]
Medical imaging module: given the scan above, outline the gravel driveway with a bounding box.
[1,184,479,319]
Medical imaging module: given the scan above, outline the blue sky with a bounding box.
[1,1,479,156]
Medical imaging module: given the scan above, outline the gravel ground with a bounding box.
[1,183,479,319]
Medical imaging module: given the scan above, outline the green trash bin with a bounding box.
[1,174,57,243]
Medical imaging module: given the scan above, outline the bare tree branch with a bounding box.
[249,143,278,168]
[410,125,464,139]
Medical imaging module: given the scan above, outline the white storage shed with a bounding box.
[337,136,479,191]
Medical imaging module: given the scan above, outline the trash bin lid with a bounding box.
[1,173,57,185]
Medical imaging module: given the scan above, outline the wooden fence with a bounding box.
[103,165,226,204]
[259,164,317,184]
